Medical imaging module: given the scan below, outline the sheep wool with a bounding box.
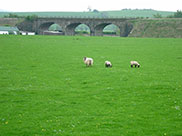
[105,61,112,68]
[83,57,93,66]
[130,61,140,68]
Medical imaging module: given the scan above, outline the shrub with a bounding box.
[25,15,38,22]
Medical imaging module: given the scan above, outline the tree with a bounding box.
[167,10,182,18]
[93,9,99,13]
[25,15,38,21]
[153,13,162,18]
[173,10,182,18]
[4,13,19,18]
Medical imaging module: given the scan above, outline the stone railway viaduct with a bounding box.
[31,17,134,36]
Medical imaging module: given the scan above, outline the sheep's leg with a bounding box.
[131,65,133,68]
[135,65,137,68]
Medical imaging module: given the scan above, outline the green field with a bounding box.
[0,36,182,136]
[0,9,174,18]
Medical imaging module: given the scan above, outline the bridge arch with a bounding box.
[75,24,90,36]
[65,23,81,36]
[94,23,121,36]
[48,24,62,31]
[103,24,120,36]
[65,23,91,36]
[46,24,64,35]
[39,22,54,35]
[94,23,111,36]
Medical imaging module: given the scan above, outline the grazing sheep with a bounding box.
[105,61,112,68]
[83,57,93,67]
[130,61,140,68]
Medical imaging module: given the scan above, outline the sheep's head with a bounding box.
[83,57,87,61]
[105,61,112,68]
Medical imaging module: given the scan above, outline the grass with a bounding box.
[0,36,182,136]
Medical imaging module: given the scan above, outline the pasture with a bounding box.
[0,9,174,18]
[0,35,182,136]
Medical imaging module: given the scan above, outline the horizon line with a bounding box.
[0,8,178,13]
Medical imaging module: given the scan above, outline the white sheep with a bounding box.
[130,61,140,68]
[83,57,93,67]
[105,61,112,68]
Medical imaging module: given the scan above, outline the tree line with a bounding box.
[153,10,182,18]
[4,13,38,21]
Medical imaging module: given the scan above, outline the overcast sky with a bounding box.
[0,0,182,12]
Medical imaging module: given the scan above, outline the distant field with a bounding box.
[0,9,174,18]
[0,36,182,136]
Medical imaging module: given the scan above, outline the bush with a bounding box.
[167,10,182,18]
[25,15,38,22]
[4,13,20,18]
[4,24,10,27]
[153,13,162,18]
[174,10,182,18]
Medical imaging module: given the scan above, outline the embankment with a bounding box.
[129,18,182,38]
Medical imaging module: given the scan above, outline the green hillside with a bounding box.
[104,9,174,18]
[0,9,174,18]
